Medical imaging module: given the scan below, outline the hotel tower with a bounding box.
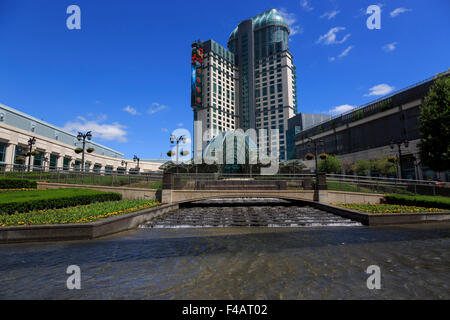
[191,9,298,161]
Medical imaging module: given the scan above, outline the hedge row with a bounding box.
[0,178,37,189]
[384,194,450,210]
[0,188,122,215]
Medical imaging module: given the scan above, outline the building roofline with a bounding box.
[301,69,450,132]
[0,103,124,157]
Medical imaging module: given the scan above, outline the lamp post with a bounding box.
[121,160,128,174]
[170,134,186,164]
[307,138,324,174]
[27,137,36,172]
[76,131,92,172]
[390,139,409,179]
[43,156,49,172]
[133,155,140,172]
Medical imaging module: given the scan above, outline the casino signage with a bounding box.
[191,42,203,108]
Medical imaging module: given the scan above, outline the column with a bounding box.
[5,143,16,171]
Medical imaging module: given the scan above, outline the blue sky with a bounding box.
[0,0,448,159]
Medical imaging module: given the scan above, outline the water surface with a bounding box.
[0,201,449,299]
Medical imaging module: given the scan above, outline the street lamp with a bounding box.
[307,137,324,174]
[390,139,409,179]
[27,137,36,172]
[121,160,128,173]
[169,134,187,164]
[76,131,92,172]
[133,155,140,171]
[43,156,49,171]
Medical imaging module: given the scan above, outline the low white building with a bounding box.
[0,103,162,173]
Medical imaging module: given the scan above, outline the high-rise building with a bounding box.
[191,9,298,160]
[191,40,238,150]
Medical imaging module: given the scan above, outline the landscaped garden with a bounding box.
[333,203,447,214]
[333,193,450,214]
[0,178,161,227]
[0,199,160,227]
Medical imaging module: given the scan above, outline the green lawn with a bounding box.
[327,180,414,195]
[0,199,160,227]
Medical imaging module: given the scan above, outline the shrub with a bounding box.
[355,160,370,176]
[0,188,122,215]
[0,178,37,189]
[384,194,450,210]
[318,155,341,173]
[0,199,160,226]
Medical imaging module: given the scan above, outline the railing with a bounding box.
[1,163,448,196]
[0,164,163,189]
[161,172,449,196]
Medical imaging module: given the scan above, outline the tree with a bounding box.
[419,76,450,172]
[318,155,341,173]
[341,160,355,175]
[355,160,370,176]
[373,156,397,177]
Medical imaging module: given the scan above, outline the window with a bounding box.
[63,157,71,171]
[49,154,58,170]
[0,142,6,162]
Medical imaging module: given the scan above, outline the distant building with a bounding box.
[191,9,298,161]
[286,113,332,160]
[294,70,450,181]
[0,103,162,172]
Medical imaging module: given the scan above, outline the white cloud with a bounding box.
[177,123,183,127]
[316,27,350,45]
[338,45,354,58]
[63,118,128,142]
[329,45,354,61]
[320,10,340,19]
[390,7,411,17]
[382,42,397,52]
[364,84,395,97]
[123,105,138,115]
[147,102,168,115]
[329,104,355,116]
[300,0,313,11]
[277,8,303,36]
[161,128,169,132]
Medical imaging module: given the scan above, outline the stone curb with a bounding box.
[311,202,450,226]
[0,203,179,244]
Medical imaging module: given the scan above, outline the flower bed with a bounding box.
[0,199,160,226]
[333,203,447,214]
[384,194,450,210]
[0,188,122,215]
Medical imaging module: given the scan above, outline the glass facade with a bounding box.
[32,152,43,170]
[63,157,71,171]
[0,142,6,163]
[49,154,58,170]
